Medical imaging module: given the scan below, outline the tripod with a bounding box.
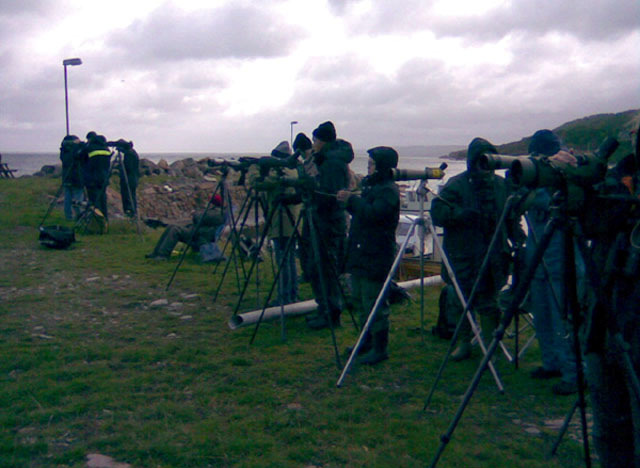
[165,174,232,291]
[427,188,592,468]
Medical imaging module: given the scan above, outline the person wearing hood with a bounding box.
[59,134,86,220]
[337,146,400,364]
[302,121,354,330]
[431,137,523,361]
[524,129,580,396]
[114,139,140,217]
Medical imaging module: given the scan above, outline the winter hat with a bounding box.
[367,146,399,171]
[293,133,312,152]
[312,121,337,142]
[528,129,563,156]
[271,141,292,159]
[467,137,497,171]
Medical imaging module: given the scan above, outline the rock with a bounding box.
[157,159,170,172]
[524,426,541,435]
[170,160,185,171]
[183,166,203,179]
[150,299,169,308]
[86,453,131,468]
[35,164,62,178]
[139,158,160,177]
[181,293,199,300]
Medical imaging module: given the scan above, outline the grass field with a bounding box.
[0,177,592,467]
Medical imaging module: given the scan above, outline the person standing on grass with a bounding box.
[431,137,523,361]
[59,134,86,220]
[300,121,354,330]
[337,146,400,365]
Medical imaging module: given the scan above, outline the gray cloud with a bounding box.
[346,0,639,42]
[105,4,304,66]
[431,1,640,42]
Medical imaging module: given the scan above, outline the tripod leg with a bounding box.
[337,218,419,387]
[563,227,591,466]
[116,152,143,238]
[166,184,224,290]
[423,220,504,411]
[212,186,258,302]
[428,207,559,468]
[231,193,280,315]
[250,207,304,344]
[304,200,342,370]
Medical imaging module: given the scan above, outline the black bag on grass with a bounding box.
[39,225,75,249]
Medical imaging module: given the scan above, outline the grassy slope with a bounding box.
[448,108,639,161]
[1,177,590,467]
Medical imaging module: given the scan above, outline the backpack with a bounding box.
[199,242,225,263]
[39,225,76,249]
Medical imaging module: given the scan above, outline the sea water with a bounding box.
[1,151,467,183]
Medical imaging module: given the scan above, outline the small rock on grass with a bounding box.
[86,453,131,468]
[150,298,169,308]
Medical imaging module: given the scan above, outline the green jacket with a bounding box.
[431,170,518,292]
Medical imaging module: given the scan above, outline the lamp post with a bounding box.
[63,57,82,136]
[290,120,298,146]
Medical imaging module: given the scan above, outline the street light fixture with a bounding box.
[63,57,82,135]
[290,121,298,146]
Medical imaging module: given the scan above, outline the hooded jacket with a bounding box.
[345,170,400,281]
[431,138,521,291]
[312,138,354,219]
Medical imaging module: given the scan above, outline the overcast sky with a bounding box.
[1,0,639,153]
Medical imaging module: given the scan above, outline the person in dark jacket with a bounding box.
[59,134,86,220]
[301,121,354,330]
[337,146,400,364]
[524,130,579,395]
[81,131,112,220]
[114,139,140,216]
[145,194,225,260]
[583,123,640,467]
[431,137,523,361]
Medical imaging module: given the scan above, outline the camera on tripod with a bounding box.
[392,163,447,181]
[106,139,132,153]
[510,137,619,188]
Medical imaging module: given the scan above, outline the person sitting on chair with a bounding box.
[145,194,225,260]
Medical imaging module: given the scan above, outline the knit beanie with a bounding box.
[293,133,312,152]
[312,121,337,142]
[271,141,292,159]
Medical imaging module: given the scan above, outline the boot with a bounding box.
[345,332,372,357]
[451,323,472,362]
[306,313,329,330]
[358,328,389,365]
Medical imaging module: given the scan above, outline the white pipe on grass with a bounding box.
[228,275,443,330]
